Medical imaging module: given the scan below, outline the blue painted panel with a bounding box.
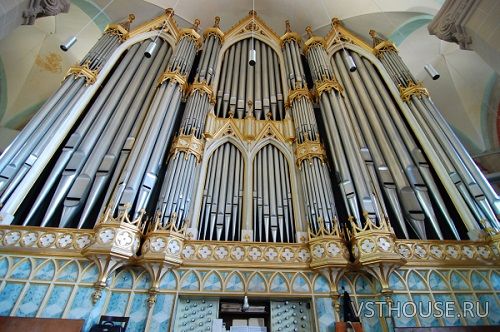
[455,294,486,325]
[450,272,469,290]
[433,294,461,326]
[135,273,151,290]
[203,272,222,291]
[389,272,406,290]
[292,274,310,293]
[0,283,24,315]
[67,286,94,319]
[358,297,383,332]
[0,257,9,278]
[411,294,440,327]
[407,271,427,291]
[248,273,266,292]
[391,294,418,327]
[149,294,175,331]
[225,273,244,292]
[57,262,79,282]
[34,261,55,281]
[159,271,177,290]
[270,274,288,292]
[16,284,49,317]
[105,292,129,317]
[428,271,448,290]
[315,297,335,331]
[114,270,134,289]
[10,260,31,279]
[477,294,500,325]
[127,293,149,331]
[41,285,73,318]
[180,271,200,291]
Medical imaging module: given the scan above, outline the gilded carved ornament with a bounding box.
[369,29,398,58]
[189,81,216,104]
[325,18,372,53]
[224,10,281,45]
[203,16,225,43]
[157,70,188,92]
[304,26,327,55]
[279,20,301,47]
[398,81,429,102]
[65,60,98,85]
[169,133,205,163]
[125,8,179,40]
[179,19,202,48]
[314,77,344,96]
[295,138,328,167]
[104,14,135,40]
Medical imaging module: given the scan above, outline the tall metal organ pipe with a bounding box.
[369,30,499,235]
[281,22,338,234]
[106,20,201,222]
[304,26,384,231]
[0,20,130,224]
[20,38,171,228]
[215,38,284,120]
[199,143,244,241]
[156,17,224,231]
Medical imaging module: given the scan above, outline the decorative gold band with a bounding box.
[65,63,98,85]
[169,133,205,163]
[398,81,429,102]
[295,138,327,166]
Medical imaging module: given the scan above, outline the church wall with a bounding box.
[0,253,498,331]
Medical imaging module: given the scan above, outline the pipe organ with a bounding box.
[0,9,499,332]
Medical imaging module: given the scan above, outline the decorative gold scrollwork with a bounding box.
[189,81,216,104]
[315,78,343,96]
[65,61,98,85]
[286,87,312,107]
[158,71,188,92]
[398,81,429,102]
[169,133,205,163]
[295,138,327,166]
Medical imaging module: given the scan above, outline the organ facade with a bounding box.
[0,9,498,331]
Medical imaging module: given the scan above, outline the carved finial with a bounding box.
[285,20,291,33]
[165,8,174,17]
[305,26,313,38]
[331,17,341,27]
[128,14,135,23]
[249,10,257,17]
[214,16,220,28]
[369,29,377,38]
[265,111,272,120]
[193,18,200,30]
[246,100,254,117]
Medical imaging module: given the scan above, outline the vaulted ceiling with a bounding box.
[0,0,498,157]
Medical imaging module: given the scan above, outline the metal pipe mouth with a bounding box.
[60,36,77,51]
[424,64,440,80]
[249,49,256,66]
[144,41,157,58]
[343,49,357,72]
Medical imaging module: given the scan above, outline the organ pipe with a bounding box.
[370,30,499,235]
[282,22,338,233]
[158,17,224,230]
[0,21,129,223]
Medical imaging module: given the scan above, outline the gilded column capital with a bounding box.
[295,138,327,166]
[179,19,202,48]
